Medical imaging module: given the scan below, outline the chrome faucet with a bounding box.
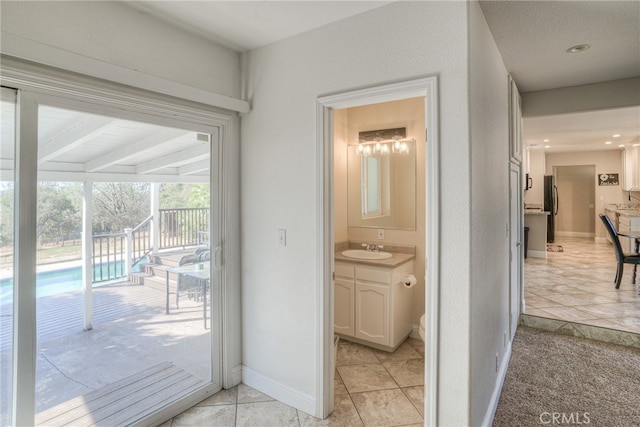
[361,243,384,252]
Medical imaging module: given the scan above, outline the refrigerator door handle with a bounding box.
[553,185,559,215]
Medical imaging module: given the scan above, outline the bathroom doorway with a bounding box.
[317,76,439,422]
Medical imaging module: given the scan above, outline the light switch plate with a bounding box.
[377,229,385,240]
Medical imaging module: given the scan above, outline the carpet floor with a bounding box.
[493,326,640,426]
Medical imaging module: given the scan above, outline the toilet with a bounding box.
[419,314,425,341]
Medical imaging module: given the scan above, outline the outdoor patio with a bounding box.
[0,264,213,426]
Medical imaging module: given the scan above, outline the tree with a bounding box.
[37,182,81,246]
[93,183,150,233]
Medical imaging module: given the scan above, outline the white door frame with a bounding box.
[2,61,240,425]
[316,76,440,422]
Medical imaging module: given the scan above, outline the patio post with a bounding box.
[82,180,93,331]
[124,228,133,278]
[151,182,160,254]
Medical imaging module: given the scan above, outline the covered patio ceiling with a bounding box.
[1,103,211,183]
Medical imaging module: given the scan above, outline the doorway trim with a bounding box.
[316,76,440,422]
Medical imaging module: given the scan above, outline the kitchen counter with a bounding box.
[524,213,548,258]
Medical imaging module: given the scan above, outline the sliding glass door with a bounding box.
[0,87,17,427]
[3,83,225,425]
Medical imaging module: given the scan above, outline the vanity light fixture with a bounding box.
[566,44,590,53]
[356,127,413,157]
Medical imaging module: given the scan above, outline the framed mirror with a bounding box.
[347,129,416,230]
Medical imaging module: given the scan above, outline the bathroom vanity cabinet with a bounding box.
[334,259,415,351]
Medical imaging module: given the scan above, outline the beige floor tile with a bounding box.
[172,404,236,426]
[350,388,423,426]
[336,339,379,366]
[334,370,349,396]
[337,363,398,393]
[372,341,422,362]
[402,386,424,416]
[197,386,238,406]
[383,359,424,387]
[236,401,299,426]
[298,394,364,427]
[524,295,565,308]
[237,383,274,404]
[537,306,600,322]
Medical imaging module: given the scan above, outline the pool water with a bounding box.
[0,260,139,305]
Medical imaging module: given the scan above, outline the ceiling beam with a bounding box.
[38,116,116,164]
[85,128,189,172]
[136,145,209,174]
[178,159,210,176]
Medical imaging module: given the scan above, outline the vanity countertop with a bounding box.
[524,209,550,216]
[617,210,640,218]
[335,251,415,268]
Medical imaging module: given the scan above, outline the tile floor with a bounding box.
[525,236,640,334]
[162,337,425,426]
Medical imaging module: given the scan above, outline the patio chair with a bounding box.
[599,214,640,288]
[175,252,207,308]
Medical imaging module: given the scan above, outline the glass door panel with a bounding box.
[0,87,17,426]
[33,103,216,421]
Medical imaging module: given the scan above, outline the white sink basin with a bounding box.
[341,249,392,260]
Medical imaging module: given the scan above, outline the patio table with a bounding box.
[165,262,210,328]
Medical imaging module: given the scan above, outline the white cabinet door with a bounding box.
[334,278,355,336]
[355,282,389,346]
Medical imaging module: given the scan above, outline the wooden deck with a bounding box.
[0,281,167,352]
[34,362,207,427]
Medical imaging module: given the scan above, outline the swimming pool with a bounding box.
[0,261,135,305]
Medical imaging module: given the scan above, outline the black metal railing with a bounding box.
[159,208,209,249]
[91,232,126,283]
[131,215,153,268]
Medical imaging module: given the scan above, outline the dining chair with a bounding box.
[599,214,640,288]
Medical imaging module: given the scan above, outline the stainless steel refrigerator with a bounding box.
[543,175,558,242]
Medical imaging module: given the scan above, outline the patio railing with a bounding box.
[131,215,153,268]
[91,208,209,284]
[159,208,209,249]
[92,232,126,283]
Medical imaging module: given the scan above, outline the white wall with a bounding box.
[241,1,472,423]
[468,1,511,424]
[546,150,626,239]
[0,1,241,99]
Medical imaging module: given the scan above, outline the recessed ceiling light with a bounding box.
[543,139,549,142]
[633,143,640,147]
[605,141,612,145]
[619,144,625,148]
[545,145,551,149]
[567,44,590,53]
[613,134,621,138]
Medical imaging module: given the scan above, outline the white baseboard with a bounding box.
[242,365,316,416]
[527,250,547,259]
[482,340,512,427]
[556,231,595,238]
[231,365,242,386]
